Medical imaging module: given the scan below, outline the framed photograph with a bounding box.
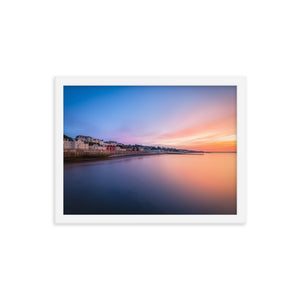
[55,76,246,224]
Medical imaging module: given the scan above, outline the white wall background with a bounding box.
[1,1,299,299]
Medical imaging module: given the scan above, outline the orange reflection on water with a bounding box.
[156,153,237,211]
[64,153,237,214]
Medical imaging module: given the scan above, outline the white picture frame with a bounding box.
[55,76,246,224]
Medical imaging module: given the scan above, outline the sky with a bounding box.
[64,86,237,152]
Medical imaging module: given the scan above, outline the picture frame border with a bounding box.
[54,76,246,224]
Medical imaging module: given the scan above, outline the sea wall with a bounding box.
[64,149,112,160]
[64,149,185,162]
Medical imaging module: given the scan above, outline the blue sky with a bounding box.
[64,86,236,150]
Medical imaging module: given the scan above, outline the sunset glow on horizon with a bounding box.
[64,86,237,152]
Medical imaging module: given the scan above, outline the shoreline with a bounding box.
[63,150,236,164]
[64,151,204,164]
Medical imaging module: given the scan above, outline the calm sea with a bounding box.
[64,153,237,214]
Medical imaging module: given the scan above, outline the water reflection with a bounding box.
[64,153,236,214]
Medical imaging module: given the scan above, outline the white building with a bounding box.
[89,144,106,151]
[93,139,104,145]
[76,135,104,145]
[64,140,73,150]
[64,139,89,150]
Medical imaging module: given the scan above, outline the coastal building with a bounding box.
[93,139,104,145]
[76,135,104,145]
[64,139,89,150]
[103,141,118,151]
[104,141,117,146]
[105,145,116,151]
[76,135,91,142]
[89,144,106,151]
[76,140,89,150]
[64,140,74,149]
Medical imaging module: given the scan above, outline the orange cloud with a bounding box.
[152,114,237,152]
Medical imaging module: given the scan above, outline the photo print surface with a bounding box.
[63,86,237,215]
